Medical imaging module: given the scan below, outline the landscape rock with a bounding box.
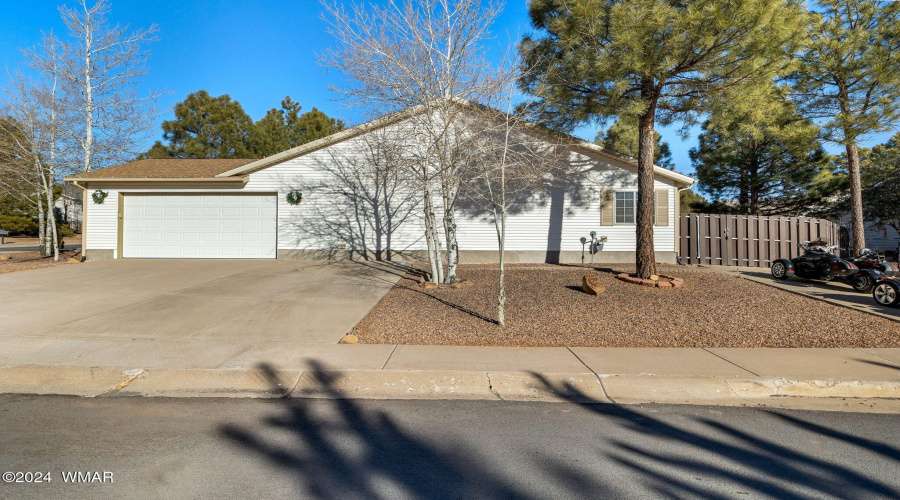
[339,334,360,344]
[582,275,604,295]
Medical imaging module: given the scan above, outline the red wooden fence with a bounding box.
[679,213,844,267]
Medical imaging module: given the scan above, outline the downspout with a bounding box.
[72,180,87,259]
[676,181,697,264]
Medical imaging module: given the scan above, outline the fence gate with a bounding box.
[678,213,844,267]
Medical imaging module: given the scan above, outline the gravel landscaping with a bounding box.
[0,249,80,274]
[353,264,900,347]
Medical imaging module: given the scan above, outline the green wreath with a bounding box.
[286,190,303,205]
[92,190,109,204]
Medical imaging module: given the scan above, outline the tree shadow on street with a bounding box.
[218,362,529,499]
[216,363,900,499]
[532,374,900,499]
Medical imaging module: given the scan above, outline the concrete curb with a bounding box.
[1,365,898,411]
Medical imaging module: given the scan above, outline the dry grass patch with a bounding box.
[354,264,900,347]
[0,250,81,274]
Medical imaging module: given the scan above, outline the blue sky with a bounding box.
[1,0,896,179]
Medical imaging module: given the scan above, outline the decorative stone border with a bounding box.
[616,273,684,289]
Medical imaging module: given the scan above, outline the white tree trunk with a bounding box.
[36,191,47,256]
[493,204,506,326]
[442,195,459,285]
[82,45,93,172]
[42,177,59,261]
[422,186,441,284]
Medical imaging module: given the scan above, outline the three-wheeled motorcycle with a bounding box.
[849,248,899,277]
[873,277,900,307]
[771,241,883,293]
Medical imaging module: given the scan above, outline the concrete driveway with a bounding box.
[0,259,403,369]
[710,266,900,323]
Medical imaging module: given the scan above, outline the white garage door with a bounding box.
[122,194,277,259]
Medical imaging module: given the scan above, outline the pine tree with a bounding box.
[862,133,900,238]
[251,97,344,157]
[141,92,345,159]
[691,86,828,215]
[595,117,674,169]
[158,90,255,158]
[789,0,900,255]
[520,0,809,278]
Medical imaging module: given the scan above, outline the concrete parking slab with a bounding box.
[173,268,313,298]
[570,347,756,377]
[0,338,125,366]
[49,293,252,340]
[383,345,591,373]
[708,348,900,379]
[191,296,380,343]
[711,266,900,322]
[0,259,402,347]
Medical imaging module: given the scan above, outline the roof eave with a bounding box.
[214,99,697,187]
[215,105,427,178]
[65,176,249,183]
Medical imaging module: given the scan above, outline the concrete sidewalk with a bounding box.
[1,344,899,412]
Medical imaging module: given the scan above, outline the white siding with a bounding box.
[452,150,678,253]
[244,127,429,254]
[839,214,900,252]
[84,188,119,254]
[85,121,685,259]
[866,225,900,252]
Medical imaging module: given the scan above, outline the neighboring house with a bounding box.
[54,183,84,232]
[66,105,695,263]
[838,213,899,254]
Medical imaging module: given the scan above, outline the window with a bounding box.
[615,191,635,224]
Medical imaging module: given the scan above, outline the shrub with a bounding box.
[57,223,75,238]
[0,215,38,235]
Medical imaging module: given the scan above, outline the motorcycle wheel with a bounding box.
[851,273,876,293]
[873,281,900,307]
[771,262,789,280]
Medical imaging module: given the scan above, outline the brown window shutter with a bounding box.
[601,189,614,226]
[655,189,669,226]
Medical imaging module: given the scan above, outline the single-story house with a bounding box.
[54,183,84,233]
[66,104,695,264]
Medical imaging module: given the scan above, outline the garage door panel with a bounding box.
[123,194,276,259]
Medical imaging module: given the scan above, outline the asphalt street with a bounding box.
[1,395,898,499]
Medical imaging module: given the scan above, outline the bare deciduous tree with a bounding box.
[291,126,421,261]
[0,62,65,260]
[461,96,570,325]
[58,0,164,172]
[319,0,504,284]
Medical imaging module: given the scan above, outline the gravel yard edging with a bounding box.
[2,364,898,411]
[354,265,900,347]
